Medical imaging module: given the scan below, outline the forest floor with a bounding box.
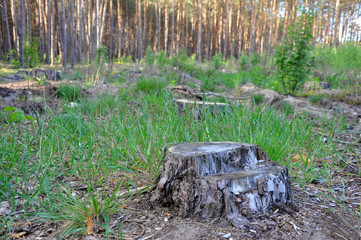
[0,64,361,240]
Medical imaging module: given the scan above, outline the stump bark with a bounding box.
[150,142,294,228]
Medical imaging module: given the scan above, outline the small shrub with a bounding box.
[201,77,216,92]
[238,54,249,70]
[309,95,323,104]
[120,54,132,64]
[135,77,167,94]
[57,84,82,102]
[212,53,223,70]
[251,94,264,105]
[145,46,154,66]
[96,46,108,64]
[275,10,314,95]
[3,107,34,123]
[279,102,295,115]
[155,50,170,67]
[25,38,40,68]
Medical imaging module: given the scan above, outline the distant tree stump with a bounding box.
[150,142,294,228]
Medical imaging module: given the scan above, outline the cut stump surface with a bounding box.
[150,142,294,228]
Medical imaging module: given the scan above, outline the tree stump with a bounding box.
[150,142,294,228]
[175,99,229,119]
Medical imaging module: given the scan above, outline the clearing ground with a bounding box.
[0,65,361,240]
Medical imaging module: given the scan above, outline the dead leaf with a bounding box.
[292,154,311,164]
[7,232,26,239]
[86,216,93,235]
[120,204,127,209]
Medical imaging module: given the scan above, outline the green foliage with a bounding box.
[145,46,154,66]
[275,11,314,95]
[120,54,133,64]
[96,46,109,64]
[251,94,264,105]
[279,101,295,115]
[313,42,361,72]
[4,107,34,123]
[309,95,324,104]
[155,50,170,67]
[25,38,40,68]
[134,77,167,94]
[171,49,189,70]
[10,38,41,68]
[57,84,82,102]
[212,53,223,70]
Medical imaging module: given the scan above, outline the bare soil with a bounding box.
[1,78,361,240]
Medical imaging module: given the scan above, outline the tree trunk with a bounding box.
[150,142,295,228]
[109,0,113,64]
[223,0,230,60]
[249,0,257,55]
[282,0,289,41]
[206,0,211,60]
[10,0,18,57]
[70,0,75,69]
[61,0,67,68]
[197,0,202,61]
[51,0,55,65]
[274,0,280,45]
[26,0,31,40]
[164,0,168,54]
[189,0,195,56]
[3,0,13,59]
[117,0,123,57]
[170,0,175,56]
[45,0,51,64]
[19,0,25,68]
[38,0,44,62]
[237,0,244,57]
[268,0,276,53]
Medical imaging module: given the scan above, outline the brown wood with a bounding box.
[150,142,295,228]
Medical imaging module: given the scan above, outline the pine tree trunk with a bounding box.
[61,0,67,68]
[223,0,230,60]
[268,0,276,53]
[70,0,75,69]
[249,0,257,54]
[51,0,55,65]
[45,0,51,64]
[164,0,168,54]
[170,0,175,56]
[237,0,244,57]
[197,0,202,61]
[117,0,123,57]
[26,0,31,40]
[38,0,44,62]
[19,0,25,68]
[143,0,147,52]
[109,0,113,64]
[206,0,211,60]
[3,0,13,59]
[10,0,18,57]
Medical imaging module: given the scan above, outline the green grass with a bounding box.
[57,84,82,102]
[134,77,167,94]
[251,94,264,105]
[1,54,359,238]
[309,94,324,104]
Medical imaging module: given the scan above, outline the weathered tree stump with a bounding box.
[150,142,294,228]
[175,99,229,119]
